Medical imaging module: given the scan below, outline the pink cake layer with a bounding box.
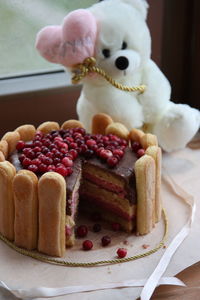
[83,171,127,197]
[80,193,135,221]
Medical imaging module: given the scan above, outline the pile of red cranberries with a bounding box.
[16,128,130,176]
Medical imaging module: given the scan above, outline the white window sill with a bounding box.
[0,70,80,97]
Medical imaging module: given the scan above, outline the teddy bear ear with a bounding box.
[121,0,149,20]
[35,25,63,63]
[60,9,97,67]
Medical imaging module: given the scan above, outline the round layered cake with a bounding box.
[0,114,161,257]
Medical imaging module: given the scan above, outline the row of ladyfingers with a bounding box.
[0,113,162,257]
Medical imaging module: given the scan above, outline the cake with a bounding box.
[0,114,162,257]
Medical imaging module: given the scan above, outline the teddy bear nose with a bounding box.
[115,56,129,70]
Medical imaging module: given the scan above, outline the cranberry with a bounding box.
[90,144,98,152]
[107,156,118,167]
[131,141,141,152]
[69,142,78,149]
[59,142,68,150]
[86,139,97,147]
[32,158,41,166]
[96,147,105,156]
[37,153,45,160]
[46,152,54,158]
[55,165,68,176]
[93,223,101,233]
[19,154,25,163]
[28,164,38,173]
[113,149,124,157]
[102,136,109,142]
[76,225,88,238]
[64,137,74,143]
[79,144,88,154]
[53,150,63,159]
[26,149,35,159]
[117,248,127,258]
[60,148,68,155]
[110,135,120,142]
[137,148,145,158]
[42,157,53,165]
[101,235,111,247]
[120,139,128,147]
[43,139,51,147]
[23,147,32,155]
[41,146,49,154]
[82,240,93,250]
[111,223,121,231]
[22,157,32,167]
[69,149,78,160]
[16,140,25,151]
[62,157,73,167]
[76,128,86,135]
[54,136,63,142]
[33,140,42,147]
[33,146,41,153]
[66,167,73,175]
[47,165,56,172]
[38,163,47,173]
[100,149,113,160]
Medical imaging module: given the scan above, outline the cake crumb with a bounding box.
[123,240,129,245]
[163,245,167,249]
[142,244,150,249]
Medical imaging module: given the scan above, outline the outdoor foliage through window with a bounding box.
[0,0,96,78]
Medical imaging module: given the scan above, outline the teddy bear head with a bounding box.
[36,0,151,82]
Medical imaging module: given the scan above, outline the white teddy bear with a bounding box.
[36,0,200,152]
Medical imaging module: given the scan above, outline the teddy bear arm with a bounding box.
[139,59,172,124]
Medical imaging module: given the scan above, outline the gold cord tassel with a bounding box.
[72,57,146,94]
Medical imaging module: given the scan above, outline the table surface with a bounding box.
[0,138,199,300]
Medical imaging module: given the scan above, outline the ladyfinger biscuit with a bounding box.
[129,128,145,144]
[0,151,5,162]
[141,133,158,150]
[0,161,16,240]
[105,122,129,140]
[37,121,60,134]
[61,119,84,130]
[135,155,155,235]
[0,140,8,158]
[1,131,20,154]
[38,172,66,257]
[13,170,38,250]
[15,124,36,142]
[92,113,113,134]
[146,146,162,223]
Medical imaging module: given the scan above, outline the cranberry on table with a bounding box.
[76,225,88,238]
[101,235,111,246]
[82,240,93,250]
[117,248,127,258]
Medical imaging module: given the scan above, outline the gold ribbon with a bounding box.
[72,57,146,94]
[0,208,168,267]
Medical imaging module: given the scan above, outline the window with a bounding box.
[0,0,96,78]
